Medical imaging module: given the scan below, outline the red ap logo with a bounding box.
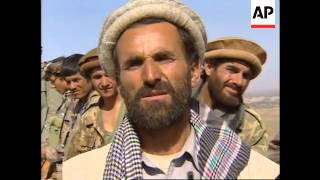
[251,0,276,28]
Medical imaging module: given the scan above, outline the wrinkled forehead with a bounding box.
[91,67,117,80]
[116,21,182,51]
[89,66,103,74]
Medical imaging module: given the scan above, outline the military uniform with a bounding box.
[60,90,100,160]
[235,104,269,155]
[41,62,64,140]
[44,91,100,180]
[41,91,75,180]
[65,98,126,160]
[41,62,73,180]
[42,91,74,147]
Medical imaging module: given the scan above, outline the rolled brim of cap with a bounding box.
[205,49,262,79]
[99,1,207,76]
[79,59,100,75]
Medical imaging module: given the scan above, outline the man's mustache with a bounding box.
[225,83,242,94]
[134,81,175,100]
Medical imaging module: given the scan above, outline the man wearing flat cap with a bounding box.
[193,37,269,156]
[59,54,100,159]
[64,48,126,160]
[63,1,279,179]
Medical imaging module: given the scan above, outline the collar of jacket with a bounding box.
[82,90,100,113]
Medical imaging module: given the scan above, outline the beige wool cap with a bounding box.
[98,0,207,76]
[79,48,100,75]
[205,37,267,79]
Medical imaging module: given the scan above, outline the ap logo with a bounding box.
[251,0,276,28]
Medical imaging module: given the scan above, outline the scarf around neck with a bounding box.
[103,100,250,179]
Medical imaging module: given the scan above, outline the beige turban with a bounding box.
[98,0,207,76]
[205,37,267,79]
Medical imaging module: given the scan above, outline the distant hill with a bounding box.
[244,89,279,98]
[245,96,279,107]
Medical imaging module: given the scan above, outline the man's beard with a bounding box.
[207,77,243,111]
[120,72,191,130]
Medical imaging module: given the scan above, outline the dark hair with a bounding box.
[60,54,84,77]
[112,18,199,78]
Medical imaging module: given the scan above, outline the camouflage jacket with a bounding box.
[41,90,74,180]
[41,64,63,132]
[60,90,100,161]
[41,91,74,147]
[45,90,100,163]
[65,98,126,160]
[235,104,269,155]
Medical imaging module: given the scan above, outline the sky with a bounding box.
[42,0,279,94]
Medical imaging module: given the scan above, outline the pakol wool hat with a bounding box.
[205,37,267,79]
[79,48,100,76]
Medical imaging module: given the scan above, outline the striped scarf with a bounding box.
[103,100,250,179]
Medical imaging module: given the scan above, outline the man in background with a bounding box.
[65,48,126,160]
[41,57,66,134]
[44,54,99,180]
[194,37,269,155]
[41,57,73,179]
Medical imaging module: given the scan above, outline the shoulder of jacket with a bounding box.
[89,91,100,100]
[243,103,262,121]
[81,106,101,126]
[241,104,267,131]
[86,91,101,108]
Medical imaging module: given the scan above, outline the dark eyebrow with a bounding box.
[226,64,253,78]
[121,55,144,69]
[73,77,81,81]
[226,64,240,71]
[92,72,103,78]
[152,50,176,60]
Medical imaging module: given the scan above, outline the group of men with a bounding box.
[41,0,279,179]
[41,49,125,179]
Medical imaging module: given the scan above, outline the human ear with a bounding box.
[191,62,200,88]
